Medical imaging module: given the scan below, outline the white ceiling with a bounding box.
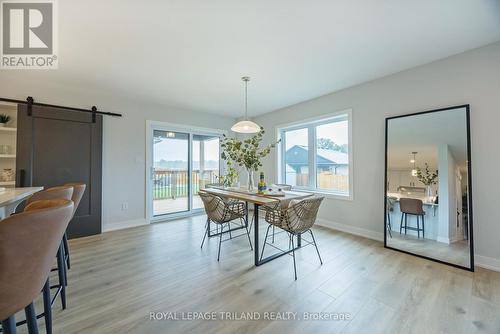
[6,0,500,117]
[387,107,468,169]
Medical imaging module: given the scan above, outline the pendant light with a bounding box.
[231,76,261,134]
[411,152,418,176]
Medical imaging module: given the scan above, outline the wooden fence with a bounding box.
[295,172,349,191]
[153,169,218,200]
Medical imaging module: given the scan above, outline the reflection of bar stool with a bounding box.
[386,197,397,238]
[399,198,425,238]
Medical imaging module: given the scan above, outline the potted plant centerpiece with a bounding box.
[416,163,438,198]
[221,127,279,192]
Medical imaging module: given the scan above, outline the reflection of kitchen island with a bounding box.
[387,192,440,241]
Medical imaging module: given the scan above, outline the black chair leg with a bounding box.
[63,232,71,270]
[217,224,224,261]
[290,234,297,280]
[259,224,272,262]
[200,219,209,249]
[242,218,253,250]
[42,279,52,334]
[1,316,16,334]
[309,230,323,265]
[56,245,67,309]
[25,303,38,334]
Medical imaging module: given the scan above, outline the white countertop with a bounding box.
[0,187,44,207]
[387,192,438,206]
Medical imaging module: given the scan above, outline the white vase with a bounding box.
[426,185,432,198]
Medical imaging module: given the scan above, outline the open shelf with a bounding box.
[0,127,16,132]
[0,154,15,158]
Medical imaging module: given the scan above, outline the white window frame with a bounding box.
[275,109,353,200]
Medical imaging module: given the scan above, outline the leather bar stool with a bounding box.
[399,198,425,238]
[0,199,74,334]
[61,183,86,270]
[25,186,74,310]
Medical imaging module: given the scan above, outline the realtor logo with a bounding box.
[1,0,58,69]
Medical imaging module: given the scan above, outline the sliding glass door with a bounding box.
[192,135,220,210]
[152,130,190,216]
[148,123,221,220]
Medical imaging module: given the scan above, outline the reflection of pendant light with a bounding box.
[411,152,418,176]
[231,77,261,134]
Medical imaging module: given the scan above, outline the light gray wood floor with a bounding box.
[14,215,500,333]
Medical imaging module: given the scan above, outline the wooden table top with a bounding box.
[0,187,44,207]
[202,186,313,206]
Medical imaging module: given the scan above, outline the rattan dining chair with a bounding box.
[262,196,324,280]
[199,191,253,261]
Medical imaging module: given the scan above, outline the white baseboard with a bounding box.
[316,218,500,273]
[475,255,500,272]
[436,236,451,244]
[316,218,384,242]
[103,218,148,232]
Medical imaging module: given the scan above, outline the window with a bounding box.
[278,111,352,198]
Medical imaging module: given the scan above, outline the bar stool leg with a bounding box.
[63,232,71,270]
[25,303,38,334]
[400,213,404,234]
[42,279,52,334]
[56,245,67,309]
[405,213,408,234]
[1,316,16,334]
[422,215,425,238]
[417,216,420,238]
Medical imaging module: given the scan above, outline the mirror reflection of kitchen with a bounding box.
[386,107,471,268]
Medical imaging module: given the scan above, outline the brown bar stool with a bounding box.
[62,183,87,270]
[0,199,74,334]
[399,198,425,238]
[25,186,74,310]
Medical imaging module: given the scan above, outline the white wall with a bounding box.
[0,75,235,231]
[253,41,500,270]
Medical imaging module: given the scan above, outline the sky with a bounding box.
[285,120,348,150]
[154,133,219,163]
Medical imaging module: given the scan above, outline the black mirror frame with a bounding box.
[383,104,474,272]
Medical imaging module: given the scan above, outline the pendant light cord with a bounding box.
[245,79,248,120]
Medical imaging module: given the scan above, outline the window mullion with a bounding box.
[309,125,316,189]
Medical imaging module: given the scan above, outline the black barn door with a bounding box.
[16,104,102,238]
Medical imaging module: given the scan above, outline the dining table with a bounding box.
[0,187,44,219]
[202,186,313,266]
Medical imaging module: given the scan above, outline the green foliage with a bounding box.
[0,114,10,124]
[416,163,438,186]
[216,160,239,187]
[317,138,348,153]
[221,127,280,172]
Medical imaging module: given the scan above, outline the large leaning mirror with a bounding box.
[384,105,474,271]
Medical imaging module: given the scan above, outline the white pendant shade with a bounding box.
[231,120,261,133]
[231,76,261,133]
